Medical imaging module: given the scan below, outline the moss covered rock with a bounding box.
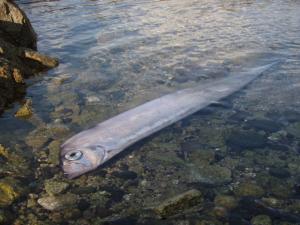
[47,140,61,166]
[214,195,238,210]
[154,189,203,218]
[0,178,25,207]
[234,182,265,197]
[251,215,272,225]
[44,180,69,196]
[0,144,33,180]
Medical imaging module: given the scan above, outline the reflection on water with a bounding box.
[1,0,300,224]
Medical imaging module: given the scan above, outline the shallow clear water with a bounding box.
[1,0,300,224]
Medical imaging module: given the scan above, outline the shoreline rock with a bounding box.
[0,0,59,115]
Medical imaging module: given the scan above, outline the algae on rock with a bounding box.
[0,178,26,207]
[44,179,69,196]
[154,189,203,218]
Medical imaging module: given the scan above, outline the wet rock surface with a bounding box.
[14,98,33,118]
[0,0,36,49]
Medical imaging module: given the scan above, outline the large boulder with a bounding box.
[0,57,25,114]
[0,0,37,49]
[0,0,58,114]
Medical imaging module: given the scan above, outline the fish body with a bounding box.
[61,62,278,178]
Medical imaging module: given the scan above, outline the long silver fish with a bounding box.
[61,62,278,178]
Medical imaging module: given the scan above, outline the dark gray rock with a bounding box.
[111,170,138,180]
[269,167,291,178]
[227,130,267,151]
[245,119,282,133]
[283,110,300,123]
[0,0,37,49]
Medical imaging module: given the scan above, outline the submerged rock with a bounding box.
[44,180,69,196]
[269,182,293,198]
[286,122,300,139]
[154,189,203,218]
[0,209,12,225]
[47,140,61,166]
[283,110,300,123]
[251,214,272,225]
[195,219,223,225]
[37,193,78,211]
[268,167,291,178]
[50,74,71,87]
[226,130,267,151]
[214,195,238,210]
[188,149,215,165]
[26,124,69,149]
[111,170,138,180]
[189,165,232,186]
[234,182,265,197]
[213,206,228,218]
[25,127,51,149]
[89,190,111,208]
[245,119,282,133]
[0,178,25,207]
[0,144,33,178]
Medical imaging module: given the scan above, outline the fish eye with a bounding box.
[65,150,83,161]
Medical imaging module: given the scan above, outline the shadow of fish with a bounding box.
[61,62,279,178]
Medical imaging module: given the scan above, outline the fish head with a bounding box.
[61,144,106,179]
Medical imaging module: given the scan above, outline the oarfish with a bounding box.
[61,62,278,178]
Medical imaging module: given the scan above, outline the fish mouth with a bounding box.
[64,171,82,179]
[61,160,92,179]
